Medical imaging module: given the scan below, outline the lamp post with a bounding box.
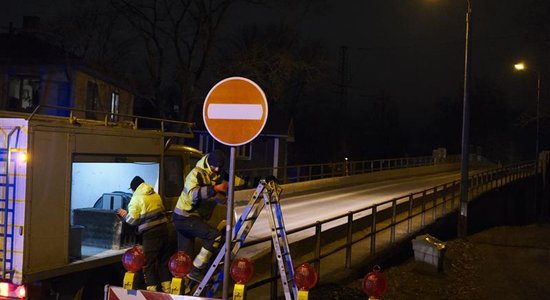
[458,0,472,238]
[514,62,541,219]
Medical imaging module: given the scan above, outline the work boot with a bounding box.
[187,266,206,283]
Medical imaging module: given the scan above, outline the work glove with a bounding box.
[214,180,229,193]
[117,208,127,218]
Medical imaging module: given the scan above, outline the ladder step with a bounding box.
[232,237,245,243]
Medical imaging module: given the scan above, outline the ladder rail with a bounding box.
[192,179,298,299]
[273,198,298,295]
[193,182,267,297]
[263,186,297,300]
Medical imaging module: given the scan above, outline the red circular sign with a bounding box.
[203,77,268,146]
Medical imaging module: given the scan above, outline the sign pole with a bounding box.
[223,147,236,299]
[202,77,268,299]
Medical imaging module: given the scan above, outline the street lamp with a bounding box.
[458,0,472,238]
[513,62,541,218]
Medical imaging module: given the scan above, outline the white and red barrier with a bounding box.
[105,285,218,300]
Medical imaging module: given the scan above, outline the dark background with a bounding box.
[2,0,550,164]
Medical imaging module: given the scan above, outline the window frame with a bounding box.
[8,75,41,112]
[236,143,252,160]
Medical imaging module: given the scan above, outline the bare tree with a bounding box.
[46,1,133,73]
[110,0,244,120]
[217,24,327,113]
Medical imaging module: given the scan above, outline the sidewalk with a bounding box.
[311,223,550,299]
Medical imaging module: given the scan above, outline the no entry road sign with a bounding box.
[203,77,268,146]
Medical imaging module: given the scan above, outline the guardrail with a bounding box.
[242,162,535,297]
[236,155,462,185]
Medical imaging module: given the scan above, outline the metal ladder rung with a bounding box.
[232,237,245,243]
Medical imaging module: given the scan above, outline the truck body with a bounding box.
[0,110,204,298]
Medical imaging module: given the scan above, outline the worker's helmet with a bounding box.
[207,149,226,169]
[130,176,145,191]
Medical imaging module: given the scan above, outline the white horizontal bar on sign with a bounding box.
[207,104,263,120]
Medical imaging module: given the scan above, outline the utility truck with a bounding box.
[0,108,205,299]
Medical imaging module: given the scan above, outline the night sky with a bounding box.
[2,0,547,163]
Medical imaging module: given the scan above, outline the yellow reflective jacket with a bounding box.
[125,182,167,233]
[174,154,220,219]
[174,153,247,219]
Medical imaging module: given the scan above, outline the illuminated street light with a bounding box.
[513,61,541,218]
[514,63,525,71]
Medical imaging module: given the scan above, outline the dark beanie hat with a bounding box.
[207,149,226,169]
[130,176,145,191]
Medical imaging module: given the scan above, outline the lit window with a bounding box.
[8,76,40,112]
[110,92,120,121]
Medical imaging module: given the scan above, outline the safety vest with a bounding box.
[174,154,220,219]
[125,182,168,233]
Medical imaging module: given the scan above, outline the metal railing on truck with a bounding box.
[2,105,196,139]
[237,155,461,185]
[241,162,534,298]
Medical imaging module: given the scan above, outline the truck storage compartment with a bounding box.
[73,208,137,250]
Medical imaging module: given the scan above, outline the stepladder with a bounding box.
[191,178,299,299]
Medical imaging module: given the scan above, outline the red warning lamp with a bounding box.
[230,257,254,284]
[121,245,145,273]
[294,263,318,291]
[168,251,192,278]
[363,265,387,299]
[15,285,26,299]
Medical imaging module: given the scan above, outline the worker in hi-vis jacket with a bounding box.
[172,149,245,282]
[118,176,175,292]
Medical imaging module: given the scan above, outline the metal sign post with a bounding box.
[203,77,268,299]
[224,147,236,298]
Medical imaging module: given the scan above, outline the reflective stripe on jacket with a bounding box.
[125,182,167,233]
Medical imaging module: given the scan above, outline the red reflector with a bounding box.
[0,282,26,299]
[15,285,26,299]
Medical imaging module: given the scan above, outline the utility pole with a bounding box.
[458,0,472,238]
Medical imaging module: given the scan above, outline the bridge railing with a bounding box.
[236,155,462,185]
[243,161,535,297]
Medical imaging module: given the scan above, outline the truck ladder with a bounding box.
[192,179,298,299]
[0,127,21,280]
